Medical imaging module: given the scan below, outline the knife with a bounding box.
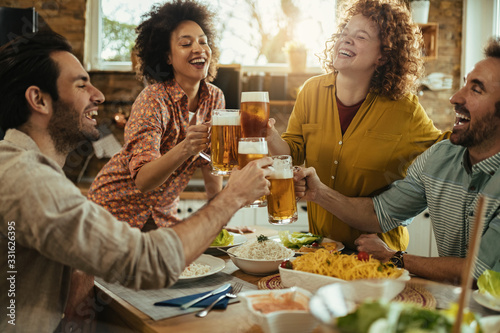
[180,283,231,310]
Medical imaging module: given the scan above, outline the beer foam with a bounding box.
[212,112,240,125]
[270,168,293,179]
[241,91,269,103]
[238,141,268,154]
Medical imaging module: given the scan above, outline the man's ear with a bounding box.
[25,86,51,115]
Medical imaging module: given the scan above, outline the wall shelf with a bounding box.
[419,22,439,61]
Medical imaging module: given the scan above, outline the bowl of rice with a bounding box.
[227,235,295,276]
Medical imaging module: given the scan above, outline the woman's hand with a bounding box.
[183,124,210,156]
[293,166,323,202]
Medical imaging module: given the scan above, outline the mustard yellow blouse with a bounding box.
[282,73,449,251]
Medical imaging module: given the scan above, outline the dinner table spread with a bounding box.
[93,226,498,333]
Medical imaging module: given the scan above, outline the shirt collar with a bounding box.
[163,79,209,104]
[4,128,41,153]
[462,148,500,176]
[322,72,337,88]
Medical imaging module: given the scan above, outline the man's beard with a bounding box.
[47,99,100,155]
[450,105,499,148]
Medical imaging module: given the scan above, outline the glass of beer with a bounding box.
[240,91,270,138]
[266,155,298,224]
[210,109,241,176]
[238,137,269,207]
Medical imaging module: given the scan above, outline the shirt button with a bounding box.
[331,176,335,180]
[469,186,476,191]
[338,141,343,145]
[334,160,339,164]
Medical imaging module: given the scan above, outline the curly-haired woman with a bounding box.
[88,0,224,230]
[267,0,450,251]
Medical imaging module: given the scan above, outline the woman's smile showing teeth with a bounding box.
[339,49,355,57]
[190,58,206,69]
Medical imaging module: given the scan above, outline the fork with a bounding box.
[196,282,243,318]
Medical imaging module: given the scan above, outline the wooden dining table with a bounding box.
[94,226,498,333]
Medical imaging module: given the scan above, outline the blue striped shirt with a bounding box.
[373,140,500,278]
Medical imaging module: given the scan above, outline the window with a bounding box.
[84,0,336,72]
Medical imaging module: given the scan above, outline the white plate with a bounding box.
[179,254,225,281]
[473,290,500,312]
[205,232,247,255]
[481,315,500,332]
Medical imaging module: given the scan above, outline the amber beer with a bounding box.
[238,138,268,207]
[266,155,298,224]
[240,91,270,138]
[210,109,241,176]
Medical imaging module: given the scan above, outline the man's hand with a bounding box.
[225,157,273,208]
[182,124,210,156]
[293,166,324,202]
[354,234,395,262]
[224,225,256,234]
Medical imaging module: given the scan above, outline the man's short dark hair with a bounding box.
[0,32,72,132]
[484,37,500,59]
[484,37,500,116]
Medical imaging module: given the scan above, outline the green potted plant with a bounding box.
[282,40,307,73]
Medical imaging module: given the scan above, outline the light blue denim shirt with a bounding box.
[373,140,500,278]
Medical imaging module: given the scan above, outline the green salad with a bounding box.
[336,300,483,333]
[278,231,323,249]
[477,269,500,299]
[210,229,234,247]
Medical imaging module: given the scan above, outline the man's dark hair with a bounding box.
[0,32,72,132]
[484,37,500,59]
[135,0,219,83]
[484,37,500,116]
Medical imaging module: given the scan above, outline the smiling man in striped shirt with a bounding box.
[294,37,500,284]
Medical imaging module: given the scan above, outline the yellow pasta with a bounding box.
[292,249,403,280]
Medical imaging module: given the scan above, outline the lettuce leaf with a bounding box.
[210,229,234,247]
[477,269,500,298]
[278,231,323,249]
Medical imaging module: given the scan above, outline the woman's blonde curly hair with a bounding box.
[320,0,424,100]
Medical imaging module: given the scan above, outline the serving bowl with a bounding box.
[279,265,410,300]
[227,246,294,276]
[239,287,319,333]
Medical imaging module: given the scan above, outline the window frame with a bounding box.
[84,0,325,73]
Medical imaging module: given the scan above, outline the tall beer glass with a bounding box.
[266,155,298,224]
[210,109,241,176]
[238,137,269,207]
[240,91,270,138]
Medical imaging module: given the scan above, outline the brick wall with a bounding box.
[421,0,463,131]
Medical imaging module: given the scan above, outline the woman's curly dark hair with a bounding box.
[135,0,219,83]
[320,0,424,100]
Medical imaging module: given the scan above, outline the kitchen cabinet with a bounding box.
[180,198,309,232]
[406,209,438,257]
[419,23,438,61]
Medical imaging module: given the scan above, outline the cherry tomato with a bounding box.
[357,251,370,261]
[311,242,320,247]
[280,260,293,269]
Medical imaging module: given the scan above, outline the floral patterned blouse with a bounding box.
[88,80,225,228]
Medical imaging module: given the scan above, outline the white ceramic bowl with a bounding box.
[227,246,294,276]
[279,265,410,300]
[240,287,319,333]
